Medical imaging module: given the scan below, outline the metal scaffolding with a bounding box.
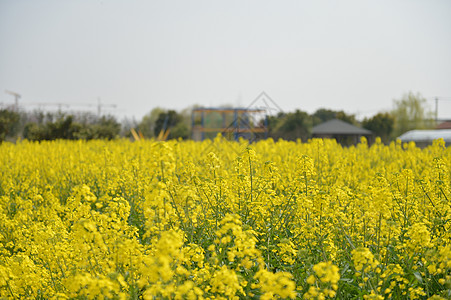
[191,107,268,141]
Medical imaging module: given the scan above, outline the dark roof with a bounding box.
[312,119,372,135]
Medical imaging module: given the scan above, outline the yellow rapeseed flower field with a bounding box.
[0,137,450,299]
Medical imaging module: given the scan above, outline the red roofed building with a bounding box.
[436,121,451,130]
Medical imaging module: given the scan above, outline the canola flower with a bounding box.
[0,137,450,299]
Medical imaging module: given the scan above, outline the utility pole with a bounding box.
[97,97,116,117]
[5,90,21,111]
[435,97,438,125]
[430,96,451,125]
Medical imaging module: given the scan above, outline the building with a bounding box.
[436,120,451,130]
[312,119,373,145]
[191,107,268,141]
[398,129,451,147]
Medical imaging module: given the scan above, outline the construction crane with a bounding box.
[22,102,70,111]
[4,90,21,110]
[96,97,116,116]
[21,98,118,116]
[68,98,117,116]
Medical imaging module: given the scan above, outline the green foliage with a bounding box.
[23,114,120,141]
[312,108,357,126]
[267,109,358,142]
[336,111,357,125]
[270,110,312,141]
[138,107,165,138]
[155,110,179,136]
[154,110,189,139]
[0,109,20,142]
[362,112,394,143]
[24,115,79,141]
[23,122,47,141]
[312,108,337,126]
[266,112,284,129]
[391,92,434,138]
[171,122,189,140]
[89,116,121,140]
[47,115,80,139]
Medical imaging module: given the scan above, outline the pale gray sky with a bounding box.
[1,0,451,121]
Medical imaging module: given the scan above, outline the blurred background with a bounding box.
[1,0,450,144]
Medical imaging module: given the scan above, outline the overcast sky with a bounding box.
[1,0,451,121]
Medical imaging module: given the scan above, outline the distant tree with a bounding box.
[335,111,357,125]
[362,112,394,143]
[179,105,195,129]
[73,111,99,125]
[138,107,165,138]
[23,113,120,141]
[89,115,121,140]
[312,108,337,126]
[23,112,73,141]
[271,110,311,141]
[154,110,188,139]
[21,109,48,125]
[171,122,189,139]
[267,112,286,137]
[46,115,80,140]
[0,109,20,142]
[174,106,196,140]
[23,122,47,141]
[312,108,356,126]
[120,117,138,138]
[391,92,434,138]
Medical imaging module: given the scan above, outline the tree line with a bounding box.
[0,92,435,143]
[0,110,122,143]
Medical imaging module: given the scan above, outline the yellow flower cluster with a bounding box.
[352,247,379,273]
[304,261,339,299]
[405,223,433,255]
[0,137,450,299]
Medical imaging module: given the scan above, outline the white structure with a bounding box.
[398,129,451,147]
